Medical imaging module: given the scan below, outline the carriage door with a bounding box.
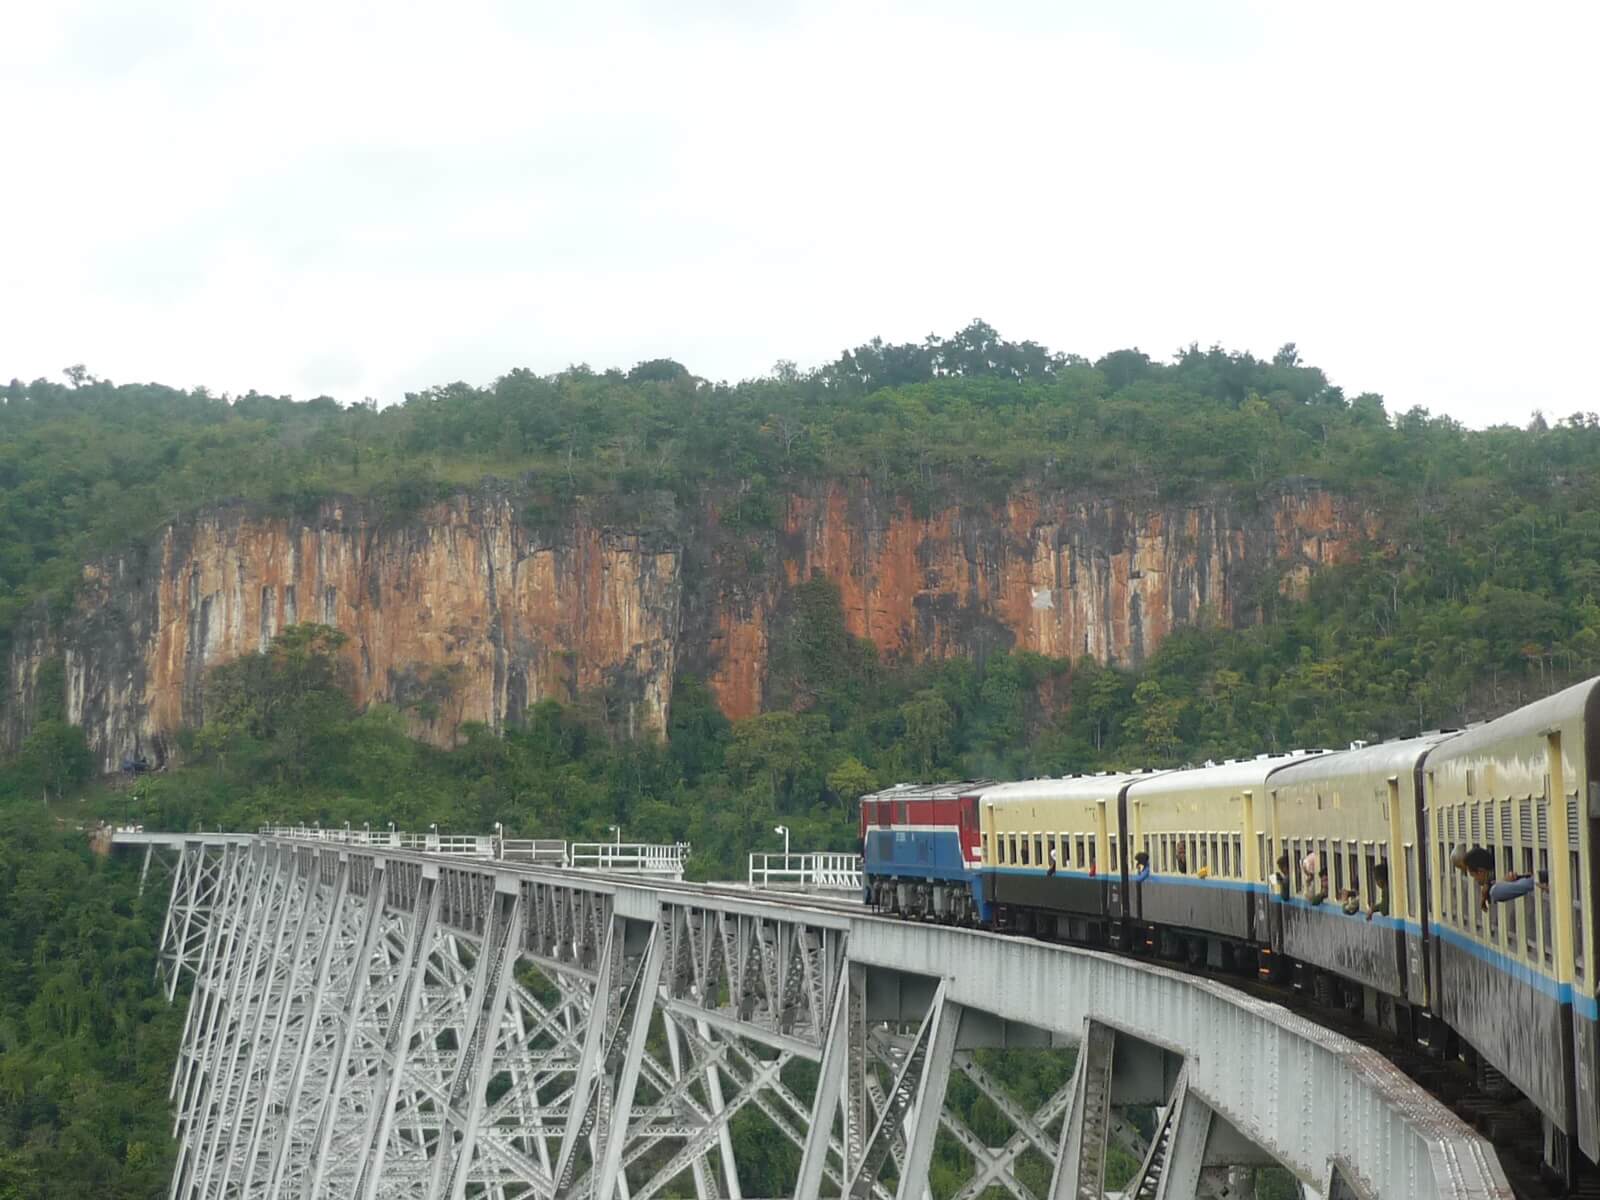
[1097,799,1120,920]
[1265,789,1285,954]
[1241,789,1265,944]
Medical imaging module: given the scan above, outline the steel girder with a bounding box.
[137,834,1512,1200]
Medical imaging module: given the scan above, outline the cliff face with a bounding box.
[6,482,1373,770]
[7,492,680,770]
[702,485,1373,718]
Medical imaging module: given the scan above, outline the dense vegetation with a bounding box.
[4,324,1599,1196]
[0,815,179,1198]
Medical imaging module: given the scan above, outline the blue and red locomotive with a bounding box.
[858,780,993,924]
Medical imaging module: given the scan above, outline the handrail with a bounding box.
[255,826,689,877]
[499,838,568,864]
[748,851,863,892]
[568,842,691,879]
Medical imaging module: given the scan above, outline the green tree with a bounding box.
[1128,680,1186,763]
[17,719,92,804]
[825,755,878,809]
[899,690,955,776]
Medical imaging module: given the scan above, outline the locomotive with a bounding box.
[858,678,1600,1184]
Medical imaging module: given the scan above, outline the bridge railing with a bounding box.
[568,841,690,877]
[748,851,863,892]
[498,838,569,865]
[256,826,689,876]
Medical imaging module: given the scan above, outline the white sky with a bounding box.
[2,0,1595,426]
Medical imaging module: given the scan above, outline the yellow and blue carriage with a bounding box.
[977,773,1146,942]
[1263,734,1449,1032]
[1124,753,1322,963]
[1422,680,1599,1173]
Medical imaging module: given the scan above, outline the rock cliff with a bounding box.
[6,482,1374,770]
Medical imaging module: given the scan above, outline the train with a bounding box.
[858,678,1600,1186]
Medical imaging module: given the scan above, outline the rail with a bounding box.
[255,826,688,876]
[747,851,863,892]
[568,841,690,877]
[498,838,568,865]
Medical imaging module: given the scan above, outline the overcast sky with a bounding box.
[2,1,1595,426]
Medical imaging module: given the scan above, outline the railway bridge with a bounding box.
[112,828,1514,1200]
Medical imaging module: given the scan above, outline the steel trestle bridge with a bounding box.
[111,828,1514,1200]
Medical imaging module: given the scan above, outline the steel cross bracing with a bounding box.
[123,832,1514,1200]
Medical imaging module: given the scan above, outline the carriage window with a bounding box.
[1089,839,1098,874]
[1440,838,1452,928]
[1291,839,1303,893]
[1502,841,1517,945]
[1110,836,1119,871]
[1539,846,1553,964]
[981,834,990,864]
[1258,833,1267,881]
[1569,793,1585,979]
[1075,836,1086,868]
[1020,836,1030,866]
[1572,849,1585,980]
[1538,800,1553,964]
[1523,844,1537,957]
[1404,844,1417,918]
[1442,809,1454,924]
[1034,835,1044,866]
[1349,846,1361,905]
[1333,847,1344,894]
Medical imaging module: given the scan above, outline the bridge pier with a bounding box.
[121,830,1512,1200]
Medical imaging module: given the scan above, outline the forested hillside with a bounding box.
[2,325,1598,1197]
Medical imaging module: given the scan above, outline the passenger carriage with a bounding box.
[1124,754,1321,960]
[858,780,993,924]
[1264,734,1454,1029]
[1423,680,1600,1173]
[978,773,1149,942]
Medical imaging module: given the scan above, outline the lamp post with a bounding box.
[775,824,790,859]
[607,825,621,845]
[387,821,396,846]
[343,820,351,841]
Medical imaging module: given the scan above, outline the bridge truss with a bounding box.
[124,832,1513,1200]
